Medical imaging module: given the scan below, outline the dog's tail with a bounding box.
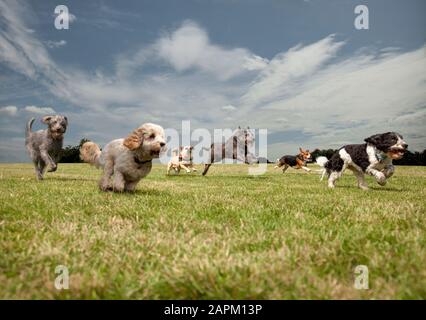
[315,156,329,181]
[26,118,35,140]
[80,141,102,168]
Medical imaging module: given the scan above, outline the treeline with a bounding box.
[59,139,89,163]
[311,149,426,166]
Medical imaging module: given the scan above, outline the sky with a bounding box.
[0,0,425,162]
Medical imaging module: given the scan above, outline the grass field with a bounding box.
[0,163,425,299]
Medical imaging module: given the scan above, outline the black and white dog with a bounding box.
[316,132,407,190]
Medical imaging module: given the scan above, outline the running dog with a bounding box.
[167,146,197,174]
[201,127,257,176]
[316,132,407,189]
[275,148,312,173]
[25,116,68,180]
[80,123,166,192]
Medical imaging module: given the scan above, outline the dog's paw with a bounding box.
[98,182,112,192]
[48,165,57,172]
[375,172,387,186]
[382,166,395,178]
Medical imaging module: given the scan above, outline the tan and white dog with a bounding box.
[80,123,166,192]
[167,146,197,175]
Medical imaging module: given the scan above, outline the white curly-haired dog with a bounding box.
[316,132,407,190]
[80,123,166,192]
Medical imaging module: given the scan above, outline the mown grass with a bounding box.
[0,163,425,299]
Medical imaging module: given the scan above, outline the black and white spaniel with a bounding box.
[316,132,408,190]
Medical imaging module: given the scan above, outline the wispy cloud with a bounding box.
[222,105,237,111]
[241,35,344,107]
[239,44,426,150]
[0,0,425,163]
[0,105,17,116]
[115,21,268,80]
[69,13,77,23]
[24,105,55,114]
[45,40,67,48]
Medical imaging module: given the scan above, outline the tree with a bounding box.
[59,138,90,163]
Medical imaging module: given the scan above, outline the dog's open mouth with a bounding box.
[51,130,65,138]
[150,150,161,157]
[389,147,406,159]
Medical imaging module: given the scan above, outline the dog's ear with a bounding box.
[364,133,383,146]
[299,147,304,153]
[63,116,68,125]
[123,127,145,150]
[190,146,194,150]
[42,116,52,124]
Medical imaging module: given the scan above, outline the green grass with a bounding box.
[0,163,425,299]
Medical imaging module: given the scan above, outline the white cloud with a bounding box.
[45,40,67,48]
[0,105,18,116]
[241,35,344,106]
[221,105,237,111]
[0,0,425,161]
[155,21,268,80]
[237,44,426,154]
[24,105,56,114]
[116,21,268,80]
[69,13,77,23]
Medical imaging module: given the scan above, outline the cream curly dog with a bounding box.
[80,123,166,192]
[167,146,197,175]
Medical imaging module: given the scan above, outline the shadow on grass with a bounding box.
[44,176,98,182]
[134,188,172,196]
[188,174,270,180]
[335,185,404,192]
[99,187,172,197]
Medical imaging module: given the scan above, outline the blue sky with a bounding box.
[0,0,425,161]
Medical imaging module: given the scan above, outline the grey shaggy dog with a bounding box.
[25,115,68,180]
[201,127,257,176]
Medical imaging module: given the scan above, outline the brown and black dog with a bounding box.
[275,148,312,173]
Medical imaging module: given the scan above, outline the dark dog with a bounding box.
[316,132,407,189]
[275,148,312,173]
[25,116,68,180]
[202,127,257,176]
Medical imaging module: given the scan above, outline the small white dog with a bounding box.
[167,146,197,174]
[80,123,166,192]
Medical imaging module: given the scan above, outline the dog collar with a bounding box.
[134,156,152,165]
[375,150,388,162]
